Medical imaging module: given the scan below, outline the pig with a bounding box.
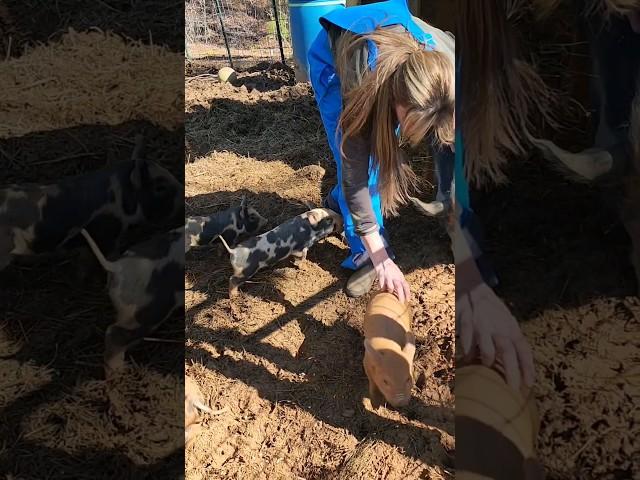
[0,134,183,272]
[185,374,228,447]
[216,207,343,297]
[363,292,416,408]
[80,226,184,376]
[184,197,267,253]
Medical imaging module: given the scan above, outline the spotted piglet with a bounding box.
[0,135,182,272]
[217,208,343,297]
[184,197,267,253]
[80,226,184,376]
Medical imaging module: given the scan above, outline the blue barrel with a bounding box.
[288,0,346,79]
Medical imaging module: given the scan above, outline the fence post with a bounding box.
[271,0,286,65]
[213,0,234,69]
[203,0,208,42]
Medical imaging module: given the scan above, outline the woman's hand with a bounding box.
[457,281,535,390]
[361,230,411,303]
[374,257,411,304]
[453,223,534,390]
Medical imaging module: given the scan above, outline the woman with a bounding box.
[307,0,455,303]
[454,0,556,390]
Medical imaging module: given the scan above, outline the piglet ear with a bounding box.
[307,210,320,225]
[403,332,416,361]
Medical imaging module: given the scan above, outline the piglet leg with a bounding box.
[104,323,133,377]
[105,302,179,378]
[368,379,384,409]
[229,276,243,297]
[363,356,384,409]
[293,247,308,266]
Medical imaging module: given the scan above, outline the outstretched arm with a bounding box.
[453,216,535,390]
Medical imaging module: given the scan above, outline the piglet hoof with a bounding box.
[228,278,240,299]
[103,354,126,381]
[104,367,120,384]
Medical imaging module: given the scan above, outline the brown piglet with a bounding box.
[185,375,228,447]
[363,292,416,408]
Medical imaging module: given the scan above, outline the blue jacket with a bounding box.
[306,0,444,269]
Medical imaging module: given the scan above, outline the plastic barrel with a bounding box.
[288,0,346,81]
[456,365,545,480]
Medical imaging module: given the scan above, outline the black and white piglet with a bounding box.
[81,226,184,375]
[217,208,343,296]
[184,197,267,253]
[0,135,182,271]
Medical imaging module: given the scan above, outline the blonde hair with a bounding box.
[334,26,455,217]
[458,0,557,187]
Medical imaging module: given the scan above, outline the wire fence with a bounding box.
[185,0,293,70]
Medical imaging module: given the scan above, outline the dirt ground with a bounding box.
[0,2,184,478]
[184,64,455,479]
[469,7,639,479]
[472,142,639,480]
[473,151,638,480]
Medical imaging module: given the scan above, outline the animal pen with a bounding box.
[185,0,431,71]
[185,0,293,70]
[184,1,456,477]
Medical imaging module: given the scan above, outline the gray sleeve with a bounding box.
[342,132,379,236]
[326,24,378,236]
